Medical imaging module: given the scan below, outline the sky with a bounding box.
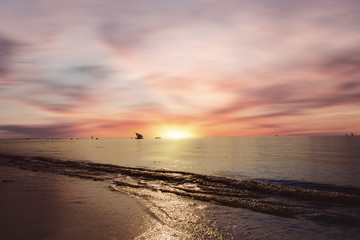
[1,0,360,138]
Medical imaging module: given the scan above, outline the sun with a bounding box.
[164,131,190,139]
[158,125,196,139]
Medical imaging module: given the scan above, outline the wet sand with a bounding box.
[0,166,149,240]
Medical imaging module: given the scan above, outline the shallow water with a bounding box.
[1,136,360,239]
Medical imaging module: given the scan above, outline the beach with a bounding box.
[2,0,360,238]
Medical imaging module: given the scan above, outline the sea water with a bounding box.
[1,136,360,239]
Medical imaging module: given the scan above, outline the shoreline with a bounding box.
[0,166,150,240]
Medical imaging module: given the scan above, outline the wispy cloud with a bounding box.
[0,123,79,138]
[0,35,17,77]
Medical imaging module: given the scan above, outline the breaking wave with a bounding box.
[1,153,360,221]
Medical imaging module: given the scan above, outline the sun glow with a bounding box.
[158,125,196,139]
[164,131,190,139]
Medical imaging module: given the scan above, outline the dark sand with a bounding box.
[0,166,150,240]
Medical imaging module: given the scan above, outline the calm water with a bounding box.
[1,136,360,239]
[1,136,359,187]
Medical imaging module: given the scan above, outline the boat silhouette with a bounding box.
[135,133,143,139]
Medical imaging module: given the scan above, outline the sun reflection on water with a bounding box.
[110,176,224,239]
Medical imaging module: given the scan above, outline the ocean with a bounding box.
[1,136,359,239]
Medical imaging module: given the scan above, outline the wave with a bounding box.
[1,153,360,221]
[255,179,360,196]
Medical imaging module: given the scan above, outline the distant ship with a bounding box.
[155,137,161,139]
[135,133,143,139]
